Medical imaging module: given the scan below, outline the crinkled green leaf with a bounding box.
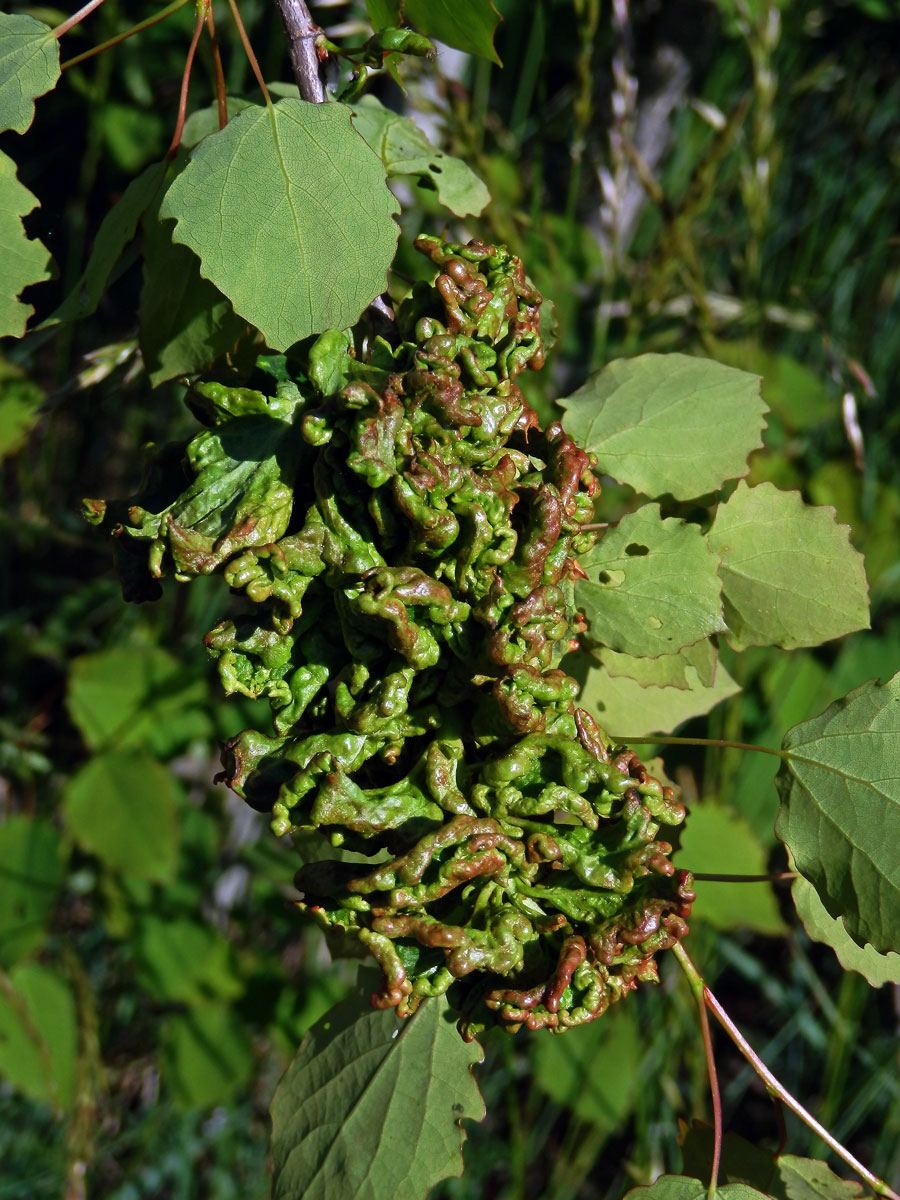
[0,817,65,966]
[576,505,725,657]
[709,482,870,651]
[0,150,52,337]
[532,1005,640,1127]
[0,14,59,134]
[776,674,900,955]
[624,1176,771,1200]
[160,100,399,350]
[0,963,76,1109]
[161,1004,254,1109]
[558,354,766,501]
[134,915,244,1006]
[352,95,490,217]
[365,0,502,63]
[675,804,786,935]
[270,983,484,1200]
[601,639,718,691]
[574,651,739,737]
[791,877,900,987]
[62,749,180,883]
[41,160,167,328]
[776,1156,869,1200]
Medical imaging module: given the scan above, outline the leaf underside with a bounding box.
[0,13,60,135]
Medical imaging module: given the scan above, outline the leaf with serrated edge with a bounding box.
[161,100,399,351]
[0,150,52,337]
[352,96,490,218]
[776,1156,869,1200]
[576,505,725,658]
[792,877,900,987]
[600,639,718,691]
[575,653,740,738]
[709,482,869,651]
[0,14,59,134]
[558,354,766,502]
[624,1175,771,1199]
[270,983,483,1200]
[776,674,900,956]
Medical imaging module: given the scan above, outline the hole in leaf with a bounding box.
[646,616,663,630]
[428,162,443,174]
[597,569,625,587]
[625,543,649,556]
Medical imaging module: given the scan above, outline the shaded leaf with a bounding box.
[791,876,900,987]
[558,354,766,502]
[161,1004,254,1109]
[62,749,180,883]
[601,639,718,691]
[0,369,43,459]
[0,963,76,1109]
[775,1156,869,1200]
[160,100,399,350]
[351,95,490,217]
[674,804,786,935]
[0,817,65,967]
[576,505,725,657]
[365,0,502,63]
[134,915,244,1006]
[41,160,167,328]
[0,13,59,134]
[709,483,869,651]
[0,150,52,337]
[776,675,900,955]
[270,983,484,1200]
[680,1122,777,1193]
[624,1175,771,1199]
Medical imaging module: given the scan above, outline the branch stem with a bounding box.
[62,0,191,69]
[273,0,326,103]
[691,871,796,884]
[206,4,228,130]
[166,0,208,159]
[52,0,106,40]
[672,944,900,1200]
[226,0,270,104]
[611,735,785,759]
[678,946,723,1198]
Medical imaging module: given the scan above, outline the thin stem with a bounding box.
[226,0,270,104]
[691,871,796,884]
[52,0,106,40]
[167,0,209,159]
[273,0,326,103]
[678,946,723,1199]
[611,735,786,759]
[673,944,900,1200]
[62,0,191,70]
[206,4,228,130]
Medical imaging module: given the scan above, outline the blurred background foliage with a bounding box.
[2,0,899,1196]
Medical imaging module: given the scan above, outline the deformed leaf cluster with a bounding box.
[92,236,694,1035]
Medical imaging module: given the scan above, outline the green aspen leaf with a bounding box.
[351,95,490,218]
[134,915,244,1006]
[791,877,900,987]
[160,100,400,351]
[709,483,870,651]
[775,675,900,955]
[674,804,786,935]
[558,354,766,501]
[574,652,740,737]
[576,505,725,657]
[532,1005,641,1128]
[41,160,168,328]
[775,1156,869,1200]
[62,749,180,883]
[624,1176,772,1200]
[0,14,59,134]
[270,983,484,1200]
[600,639,718,691]
[161,1005,254,1109]
[0,150,52,337]
[365,0,502,63]
[0,963,76,1109]
[0,371,43,459]
[180,96,256,149]
[0,817,65,967]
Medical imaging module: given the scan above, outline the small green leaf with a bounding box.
[270,983,484,1200]
[709,482,869,650]
[674,804,786,935]
[0,150,52,337]
[573,651,740,737]
[601,639,718,691]
[624,1175,772,1199]
[776,674,900,955]
[0,963,76,1109]
[0,370,43,460]
[365,0,502,63]
[134,915,244,1006]
[352,95,490,218]
[576,505,725,657]
[41,160,168,328]
[161,1005,254,1109]
[558,354,766,501]
[62,749,180,883]
[532,1005,640,1128]
[792,877,900,987]
[775,1156,869,1200]
[0,14,59,134]
[0,817,65,966]
[160,100,399,351]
